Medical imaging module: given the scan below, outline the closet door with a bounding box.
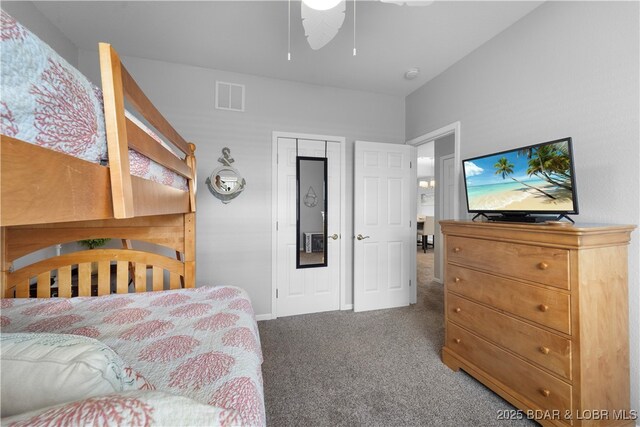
[275,137,341,317]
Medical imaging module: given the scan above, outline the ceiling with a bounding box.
[32,1,543,96]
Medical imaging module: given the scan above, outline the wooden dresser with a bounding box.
[440,221,636,427]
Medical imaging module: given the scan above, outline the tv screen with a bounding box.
[462,137,578,215]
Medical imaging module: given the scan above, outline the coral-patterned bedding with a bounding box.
[0,11,187,191]
[0,286,265,426]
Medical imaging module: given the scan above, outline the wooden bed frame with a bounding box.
[1,43,196,298]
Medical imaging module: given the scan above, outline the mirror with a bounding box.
[212,168,241,193]
[297,156,327,268]
[206,148,246,204]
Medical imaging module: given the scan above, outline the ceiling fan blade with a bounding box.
[379,0,434,6]
[301,0,346,50]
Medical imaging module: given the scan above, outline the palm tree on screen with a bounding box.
[526,144,572,191]
[494,157,556,200]
[517,143,572,191]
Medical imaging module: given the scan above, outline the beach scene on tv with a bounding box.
[464,141,576,212]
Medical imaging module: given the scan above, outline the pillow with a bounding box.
[1,391,242,427]
[0,333,139,417]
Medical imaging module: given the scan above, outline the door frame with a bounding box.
[406,121,461,300]
[271,131,347,319]
[439,153,456,282]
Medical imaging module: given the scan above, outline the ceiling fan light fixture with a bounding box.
[301,1,346,50]
[303,0,343,11]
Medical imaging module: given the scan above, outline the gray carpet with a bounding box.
[258,248,536,426]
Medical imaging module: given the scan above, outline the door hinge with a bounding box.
[276,289,279,298]
[410,220,412,228]
[409,280,412,287]
[410,161,412,168]
[276,221,279,231]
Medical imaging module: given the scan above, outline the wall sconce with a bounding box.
[419,179,435,189]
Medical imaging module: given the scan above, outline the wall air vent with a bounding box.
[215,81,245,112]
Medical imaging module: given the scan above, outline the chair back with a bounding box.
[424,216,435,235]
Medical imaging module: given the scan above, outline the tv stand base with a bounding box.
[475,213,576,224]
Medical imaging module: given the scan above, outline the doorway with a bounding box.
[416,142,436,294]
[271,132,346,318]
[407,122,460,303]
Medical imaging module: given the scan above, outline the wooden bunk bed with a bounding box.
[0,13,265,426]
[1,41,196,299]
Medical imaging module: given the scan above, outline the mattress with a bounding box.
[0,11,187,191]
[0,286,265,426]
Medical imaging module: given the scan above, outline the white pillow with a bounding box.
[0,391,242,427]
[1,333,136,417]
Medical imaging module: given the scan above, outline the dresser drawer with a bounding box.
[447,236,569,289]
[447,323,572,418]
[447,293,572,380]
[447,264,571,334]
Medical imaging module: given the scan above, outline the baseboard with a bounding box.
[341,304,353,310]
[255,313,273,321]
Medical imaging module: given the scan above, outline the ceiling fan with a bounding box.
[300,0,434,51]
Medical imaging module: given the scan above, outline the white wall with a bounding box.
[416,184,434,218]
[78,50,405,316]
[406,1,640,414]
[1,2,78,67]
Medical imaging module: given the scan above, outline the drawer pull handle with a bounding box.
[537,262,549,270]
[538,304,549,312]
[454,307,461,313]
[454,277,461,283]
[539,346,550,355]
[540,389,551,398]
[453,247,461,253]
[454,338,461,344]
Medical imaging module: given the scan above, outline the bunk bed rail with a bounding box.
[2,213,195,298]
[6,249,185,298]
[99,42,196,219]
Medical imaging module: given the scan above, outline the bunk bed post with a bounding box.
[183,142,196,288]
[99,42,134,219]
[187,143,197,213]
[184,213,195,288]
[1,227,10,297]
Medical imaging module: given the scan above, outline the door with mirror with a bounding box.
[276,137,341,317]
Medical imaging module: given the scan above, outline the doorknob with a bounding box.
[356,234,370,240]
[329,234,339,240]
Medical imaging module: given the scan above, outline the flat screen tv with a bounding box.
[462,137,578,223]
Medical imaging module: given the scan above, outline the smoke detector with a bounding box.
[404,68,420,80]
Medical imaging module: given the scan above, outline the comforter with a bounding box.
[0,286,265,426]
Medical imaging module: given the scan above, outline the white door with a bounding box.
[354,141,413,312]
[276,137,341,317]
[438,154,456,279]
